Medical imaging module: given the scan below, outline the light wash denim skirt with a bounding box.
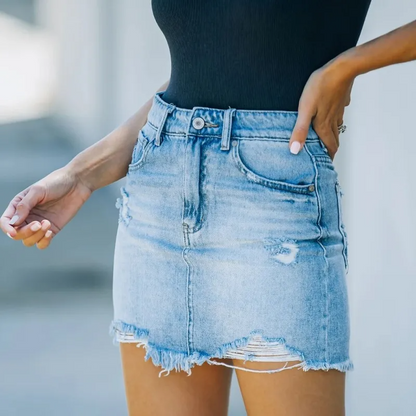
[109,91,352,377]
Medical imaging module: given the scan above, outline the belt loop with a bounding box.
[220,107,236,151]
[155,101,176,146]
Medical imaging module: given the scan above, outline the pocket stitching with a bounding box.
[313,154,334,165]
[128,130,154,172]
[232,139,316,195]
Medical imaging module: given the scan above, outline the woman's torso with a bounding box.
[152,0,372,111]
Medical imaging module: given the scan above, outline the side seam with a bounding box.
[304,143,330,364]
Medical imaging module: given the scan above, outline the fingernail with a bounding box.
[31,223,41,232]
[45,230,52,238]
[41,220,50,229]
[7,232,14,239]
[290,141,301,154]
[9,215,19,225]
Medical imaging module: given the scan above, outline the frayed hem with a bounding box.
[109,320,354,377]
[300,359,354,372]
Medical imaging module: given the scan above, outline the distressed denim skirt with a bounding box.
[109,90,352,377]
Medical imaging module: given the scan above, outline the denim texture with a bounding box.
[109,91,352,376]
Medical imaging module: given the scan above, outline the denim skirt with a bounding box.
[109,91,352,377]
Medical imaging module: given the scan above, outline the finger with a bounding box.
[331,126,339,161]
[10,219,51,241]
[1,217,18,238]
[36,230,54,250]
[21,221,51,247]
[289,103,315,155]
[8,185,45,228]
[337,108,345,131]
[345,94,351,107]
[332,121,340,148]
[1,198,22,238]
[345,81,354,106]
[325,129,339,161]
[313,119,334,150]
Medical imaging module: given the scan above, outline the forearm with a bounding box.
[67,79,170,192]
[328,19,416,79]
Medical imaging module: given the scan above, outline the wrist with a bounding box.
[324,46,365,82]
[66,136,130,193]
[65,155,102,193]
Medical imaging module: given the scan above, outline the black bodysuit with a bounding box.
[152,0,372,111]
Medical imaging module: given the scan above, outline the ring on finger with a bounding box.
[337,122,347,134]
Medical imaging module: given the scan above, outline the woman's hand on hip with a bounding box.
[0,167,92,250]
[289,55,355,161]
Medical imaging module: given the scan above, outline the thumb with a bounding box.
[289,108,314,155]
[9,185,45,227]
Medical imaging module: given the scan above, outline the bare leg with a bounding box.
[234,360,346,416]
[120,343,234,416]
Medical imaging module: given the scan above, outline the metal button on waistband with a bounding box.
[192,117,205,130]
[308,185,315,192]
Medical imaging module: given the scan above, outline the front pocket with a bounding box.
[128,122,158,172]
[314,153,334,166]
[231,138,317,195]
[128,132,152,171]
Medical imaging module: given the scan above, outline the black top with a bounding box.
[152,0,372,111]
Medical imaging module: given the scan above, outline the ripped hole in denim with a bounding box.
[115,186,132,227]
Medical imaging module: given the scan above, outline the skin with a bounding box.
[121,345,345,416]
[120,344,234,416]
[232,360,345,416]
[1,16,415,416]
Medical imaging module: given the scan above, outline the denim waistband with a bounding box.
[147,91,320,150]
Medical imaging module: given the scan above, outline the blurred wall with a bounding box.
[36,0,107,146]
[345,1,416,415]
[34,1,416,415]
[35,0,170,150]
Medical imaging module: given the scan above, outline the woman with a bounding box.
[1,1,415,414]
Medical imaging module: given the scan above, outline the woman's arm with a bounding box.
[68,79,170,192]
[333,19,416,79]
[289,19,416,159]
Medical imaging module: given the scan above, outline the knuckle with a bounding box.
[31,184,45,196]
[31,184,43,192]
[16,201,27,210]
[294,123,309,134]
[318,124,332,135]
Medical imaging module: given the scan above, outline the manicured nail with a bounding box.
[9,215,19,225]
[45,230,52,238]
[41,220,50,229]
[31,223,41,232]
[7,232,14,239]
[290,141,301,155]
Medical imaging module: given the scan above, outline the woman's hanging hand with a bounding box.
[0,167,93,250]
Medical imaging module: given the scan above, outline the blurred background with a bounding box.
[0,1,415,415]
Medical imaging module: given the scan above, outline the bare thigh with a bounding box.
[120,343,234,416]
[233,360,346,416]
